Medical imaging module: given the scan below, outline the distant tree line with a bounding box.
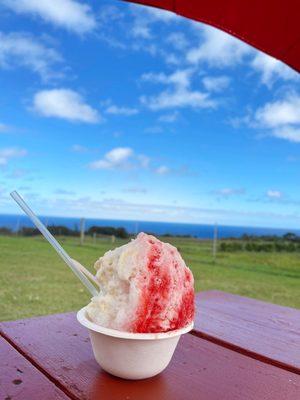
[0,225,196,240]
[88,226,128,238]
[0,225,129,239]
[161,233,194,238]
[1,225,300,251]
[220,232,300,252]
[241,233,300,242]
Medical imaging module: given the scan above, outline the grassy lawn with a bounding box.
[1,234,299,321]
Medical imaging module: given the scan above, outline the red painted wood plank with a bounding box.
[194,291,300,374]
[0,336,70,400]
[1,313,300,400]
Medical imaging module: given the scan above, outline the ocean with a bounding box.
[0,214,299,239]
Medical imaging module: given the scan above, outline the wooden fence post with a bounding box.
[15,218,20,236]
[213,222,218,263]
[80,218,85,245]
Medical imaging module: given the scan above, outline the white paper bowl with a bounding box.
[77,306,193,380]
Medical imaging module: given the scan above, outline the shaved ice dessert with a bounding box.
[86,232,195,333]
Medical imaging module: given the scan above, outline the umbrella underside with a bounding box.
[126,0,300,73]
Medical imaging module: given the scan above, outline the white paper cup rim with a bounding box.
[77,306,194,340]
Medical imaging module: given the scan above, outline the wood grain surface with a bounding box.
[1,312,300,400]
[193,291,300,374]
[0,336,70,400]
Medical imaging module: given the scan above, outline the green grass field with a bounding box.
[1,234,299,321]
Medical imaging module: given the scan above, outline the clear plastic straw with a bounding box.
[10,191,98,297]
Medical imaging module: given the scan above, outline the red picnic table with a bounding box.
[1,291,300,400]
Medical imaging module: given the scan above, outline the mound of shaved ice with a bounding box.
[86,232,195,333]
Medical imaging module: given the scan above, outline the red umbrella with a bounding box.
[125,0,300,73]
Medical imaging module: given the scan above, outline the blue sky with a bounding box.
[1,0,300,228]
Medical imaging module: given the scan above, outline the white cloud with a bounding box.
[255,95,300,128]
[2,0,96,34]
[139,6,176,22]
[31,193,300,225]
[71,144,88,153]
[31,195,300,226]
[272,127,300,143]
[142,90,213,110]
[254,94,300,142]
[89,147,134,170]
[33,89,101,123]
[132,23,151,39]
[105,105,138,116]
[202,76,230,92]
[105,147,133,163]
[186,24,298,87]
[142,69,191,88]
[214,188,245,197]
[123,186,147,194]
[166,32,188,50]
[137,154,150,168]
[98,5,125,24]
[159,112,179,123]
[89,148,151,171]
[54,189,75,195]
[0,147,27,165]
[130,4,177,39]
[187,25,251,67]
[266,190,283,199]
[251,52,299,87]
[155,165,170,175]
[162,52,180,65]
[0,32,62,81]
[141,69,215,110]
